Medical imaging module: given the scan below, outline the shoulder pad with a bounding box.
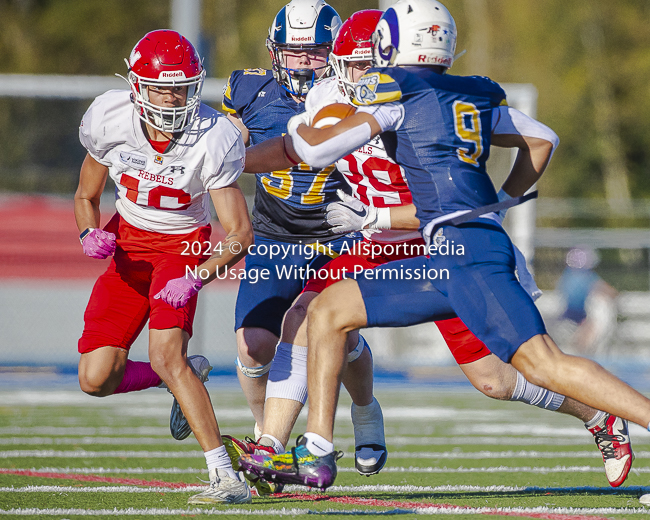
[221,69,274,115]
[222,73,236,114]
[468,75,508,106]
[352,72,402,106]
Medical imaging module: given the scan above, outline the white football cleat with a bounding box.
[351,397,387,475]
[188,468,252,505]
[167,355,212,441]
[587,413,633,487]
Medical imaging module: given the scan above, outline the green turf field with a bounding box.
[2,382,650,519]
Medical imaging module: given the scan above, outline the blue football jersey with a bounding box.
[223,69,348,242]
[353,66,507,230]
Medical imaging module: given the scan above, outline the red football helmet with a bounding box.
[124,30,205,133]
[331,10,383,100]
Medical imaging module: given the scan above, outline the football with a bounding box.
[311,103,357,129]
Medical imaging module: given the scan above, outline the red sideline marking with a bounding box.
[0,468,202,489]
[277,493,610,520]
[3,469,611,520]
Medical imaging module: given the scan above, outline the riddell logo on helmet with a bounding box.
[418,55,452,65]
[291,36,314,42]
[160,71,186,79]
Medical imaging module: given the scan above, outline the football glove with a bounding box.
[326,190,391,234]
[154,271,203,309]
[81,228,116,259]
[287,111,312,135]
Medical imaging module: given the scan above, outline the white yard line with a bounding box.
[341,466,650,473]
[3,483,648,493]
[0,435,607,447]
[1,505,649,516]
[6,465,650,475]
[4,449,650,459]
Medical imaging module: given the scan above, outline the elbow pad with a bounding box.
[290,122,372,169]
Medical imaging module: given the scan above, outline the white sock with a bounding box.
[585,410,607,429]
[351,397,385,447]
[205,446,237,480]
[510,371,565,410]
[259,433,284,454]
[266,342,309,404]
[303,432,334,456]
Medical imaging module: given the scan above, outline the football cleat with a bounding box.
[222,434,284,495]
[587,413,633,487]
[187,468,252,505]
[355,444,388,476]
[239,436,342,490]
[351,397,387,476]
[168,355,212,441]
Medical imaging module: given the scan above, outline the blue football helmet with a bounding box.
[267,0,342,96]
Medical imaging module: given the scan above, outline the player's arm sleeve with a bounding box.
[491,106,559,158]
[356,103,405,132]
[78,99,112,166]
[204,133,246,190]
[289,103,403,169]
[290,120,373,169]
[492,106,559,198]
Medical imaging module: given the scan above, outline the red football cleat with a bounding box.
[587,413,633,487]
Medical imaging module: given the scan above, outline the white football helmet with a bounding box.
[372,0,457,69]
[267,0,342,96]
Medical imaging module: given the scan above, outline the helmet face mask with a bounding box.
[124,30,205,133]
[330,10,382,101]
[372,0,457,70]
[267,0,342,96]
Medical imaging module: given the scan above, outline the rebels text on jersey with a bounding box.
[223,69,348,242]
[306,77,418,243]
[79,90,245,235]
[353,67,507,231]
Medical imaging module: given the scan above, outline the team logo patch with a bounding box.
[354,73,380,105]
[154,155,163,165]
[433,228,445,247]
[119,151,147,169]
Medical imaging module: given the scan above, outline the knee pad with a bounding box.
[348,334,370,364]
[265,342,308,404]
[235,357,272,378]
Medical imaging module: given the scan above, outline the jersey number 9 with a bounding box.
[453,101,483,167]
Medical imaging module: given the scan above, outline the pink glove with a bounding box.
[154,271,203,309]
[81,229,116,259]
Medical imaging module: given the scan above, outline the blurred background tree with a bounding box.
[1,0,650,208]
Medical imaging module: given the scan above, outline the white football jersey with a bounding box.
[79,90,245,234]
[307,78,419,243]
